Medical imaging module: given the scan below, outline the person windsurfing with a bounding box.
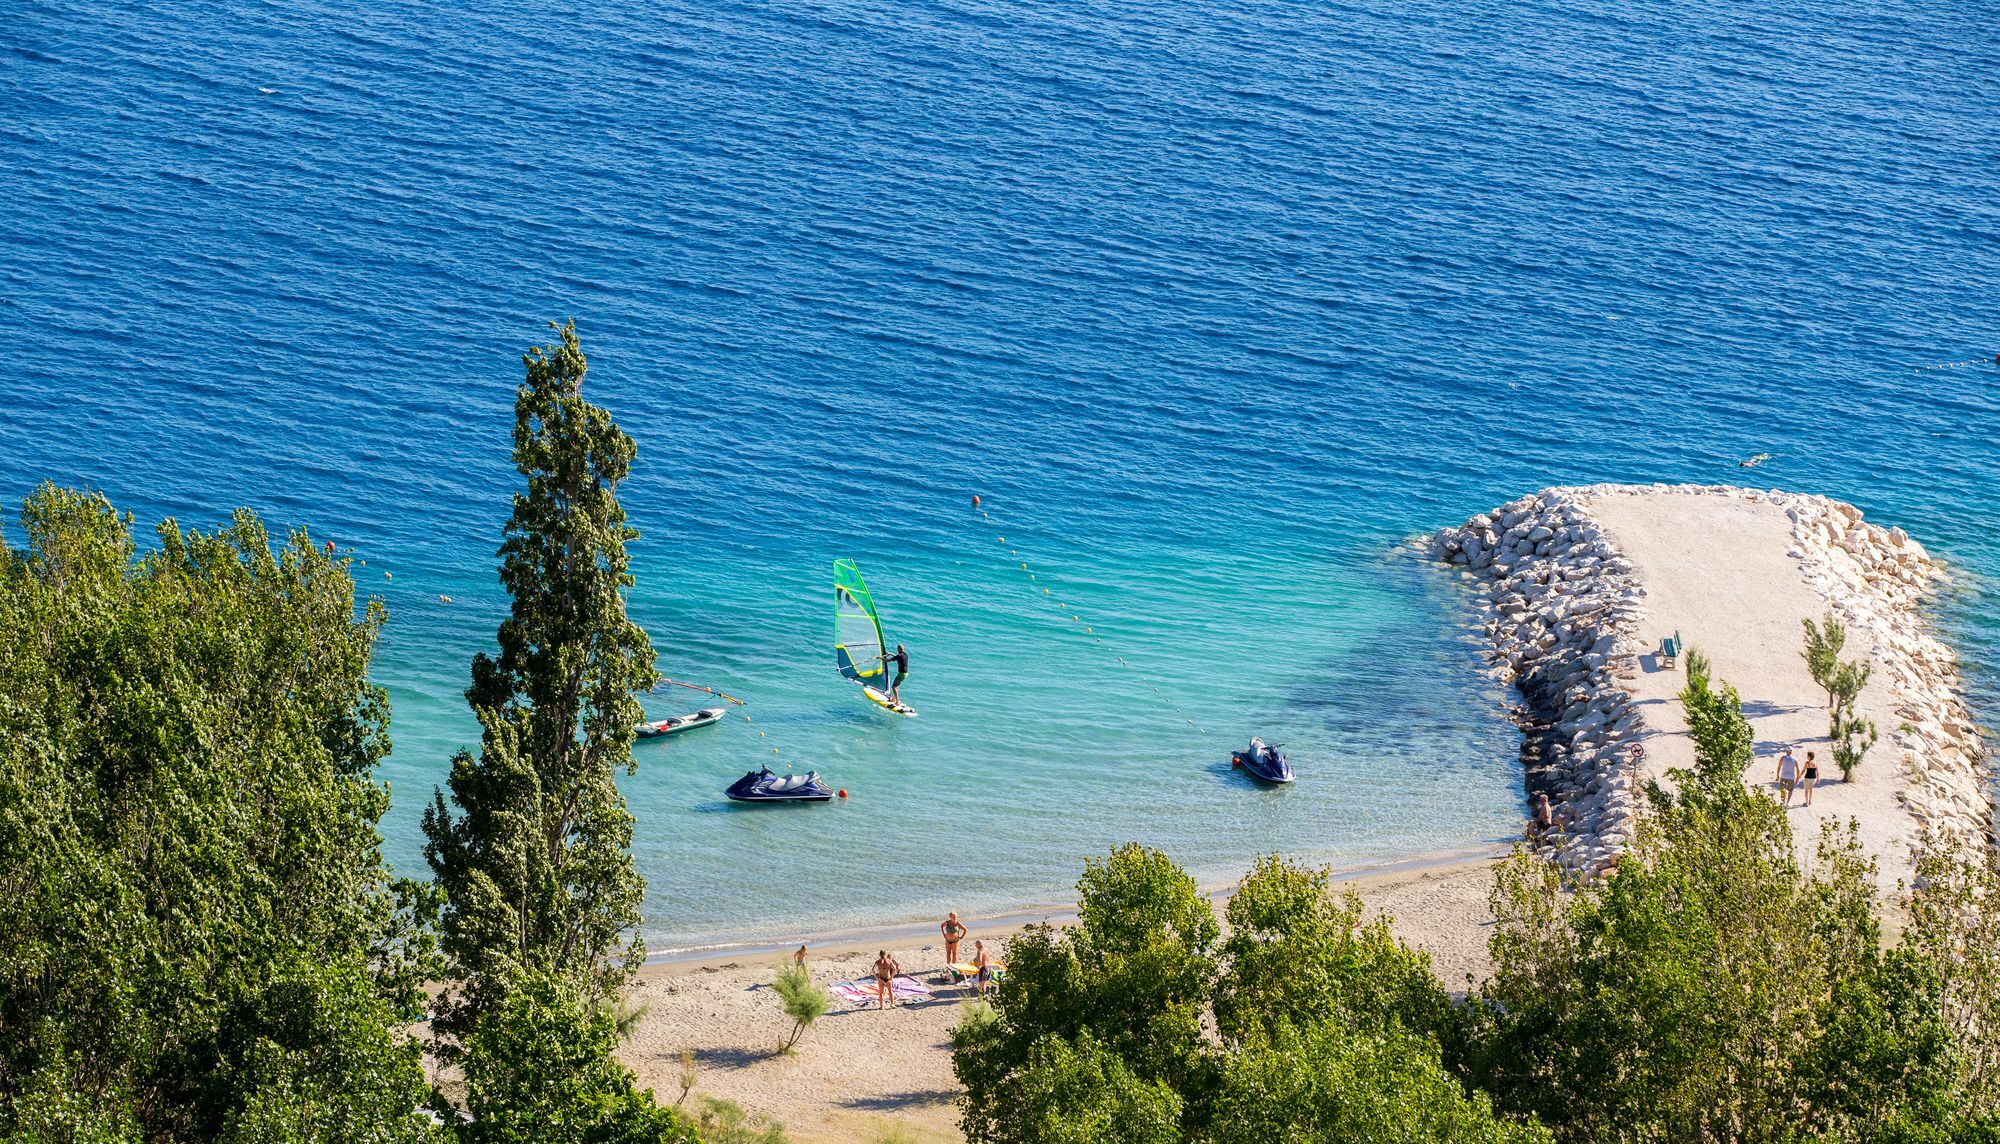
[887,643,910,703]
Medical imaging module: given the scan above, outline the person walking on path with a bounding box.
[1802,750,1820,806]
[971,940,995,998]
[1776,748,1800,807]
[941,911,967,967]
[873,950,900,1010]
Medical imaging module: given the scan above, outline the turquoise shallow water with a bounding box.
[3,0,1995,947]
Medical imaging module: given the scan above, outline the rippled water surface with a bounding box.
[4,0,1995,947]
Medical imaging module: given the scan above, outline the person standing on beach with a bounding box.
[1776,748,1800,806]
[793,943,807,969]
[972,940,994,998]
[1802,750,1820,806]
[873,950,899,1010]
[941,911,967,967]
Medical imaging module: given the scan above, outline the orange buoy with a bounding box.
[972,495,981,508]
[837,789,848,799]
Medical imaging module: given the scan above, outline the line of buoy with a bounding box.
[1911,355,2000,372]
[970,494,1207,736]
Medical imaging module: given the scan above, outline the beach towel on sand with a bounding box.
[830,981,876,1007]
[948,961,1007,982]
[831,976,931,1007]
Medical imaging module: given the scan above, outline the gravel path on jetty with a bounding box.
[1432,483,1993,885]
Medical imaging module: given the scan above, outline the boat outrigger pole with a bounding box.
[649,678,747,706]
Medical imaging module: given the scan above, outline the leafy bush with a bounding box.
[0,486,440,1141]
[693,1096,790,1144]
[1209,1021,1548,1144]
[954,845,1533,1143]
[458,969,695,1144]
[771,963,833,1053]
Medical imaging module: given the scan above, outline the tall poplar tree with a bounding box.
[424,321,658,1034]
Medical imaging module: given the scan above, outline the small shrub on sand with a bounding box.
[956,999,999,1039]
[695,1096,790,1144]
[771,962,833,1054]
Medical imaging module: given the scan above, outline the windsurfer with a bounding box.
[887,643,909,702]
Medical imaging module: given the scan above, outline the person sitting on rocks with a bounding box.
[1531,791,1554,834]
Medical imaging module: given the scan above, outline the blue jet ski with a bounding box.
[725,766,836,803]
[1232,737,1294,784]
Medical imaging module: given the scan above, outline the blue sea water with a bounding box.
[3,0,1996,948]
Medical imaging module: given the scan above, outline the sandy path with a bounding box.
[1582,490,1918,884]
[621,858,1500,1142]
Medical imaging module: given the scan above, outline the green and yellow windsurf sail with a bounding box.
[834,558,887,685]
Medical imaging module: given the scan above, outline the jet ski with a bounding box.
[1232,737,1294,784]
[636,706,727,738]
[725,766,836,803]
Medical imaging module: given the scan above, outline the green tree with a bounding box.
[424,320,659,1034]
[955,847,1540,1143]
[771,963,832,1054]
[1678,648,1755,785]
[1209,1021,1549,1144]
[0,485,440,1142]
[1801,616,1847,713]
[690,1097,790,1144]
[1906,829,2000,1119]
[989,1032,1182,1144]
[1802,616,1877,781]
[953,844,1217,1141]
[1474,660,1939,1142]
[1215,855,1463,1065]
[458,970,695,1144]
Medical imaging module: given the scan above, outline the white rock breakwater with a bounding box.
[1428,489,1649,877]
[1430,483,1993,877]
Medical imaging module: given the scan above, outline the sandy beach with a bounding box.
[621,855,1503,1142]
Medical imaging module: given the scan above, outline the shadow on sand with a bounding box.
[839,1088,958,1113]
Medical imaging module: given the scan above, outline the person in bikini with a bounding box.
[873,950,899,1010]
[941,911,967,968]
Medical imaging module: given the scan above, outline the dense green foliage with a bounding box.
[953,845,1546,1144]
[457,970,695,1144]
[421,322,689,1139]
[424,320,659,1033]
[0,486,440,1141]
[1474,651,1999,1141]
[689,1097,790,1144]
